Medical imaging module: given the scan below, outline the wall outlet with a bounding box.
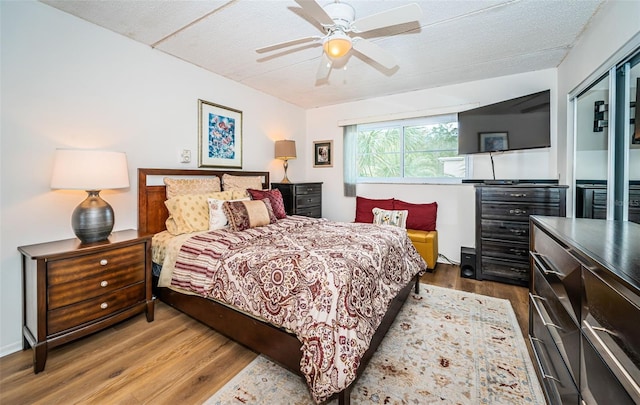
[180,149,191,163]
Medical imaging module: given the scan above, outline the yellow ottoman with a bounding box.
[407,229,438,270]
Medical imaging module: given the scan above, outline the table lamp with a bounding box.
[50,149,130,243]
[274,140,296,183]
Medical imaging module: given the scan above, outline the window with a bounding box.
[356,114,466,182]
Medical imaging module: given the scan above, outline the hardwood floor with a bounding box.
[0,263,529,404]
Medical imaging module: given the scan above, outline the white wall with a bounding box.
[0,1,306,356]
[305,69,558,264]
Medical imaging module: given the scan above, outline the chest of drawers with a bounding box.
[271,182,323,218]
[475,185,567,286]
[529,216,640,404]
[18,229,154,373]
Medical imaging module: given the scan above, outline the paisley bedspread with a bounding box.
[169,216,427,402]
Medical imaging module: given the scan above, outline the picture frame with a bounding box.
[479,132,509,152]
[313,140,333,167]
[198,99,243,168]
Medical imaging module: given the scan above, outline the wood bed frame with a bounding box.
[137,168,419,404]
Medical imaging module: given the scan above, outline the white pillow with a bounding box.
[372,208,408,228]
[207,198,229,230]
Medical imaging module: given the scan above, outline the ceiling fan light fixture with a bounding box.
[323,32,352,59]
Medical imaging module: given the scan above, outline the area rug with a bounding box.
[204,284,545,404]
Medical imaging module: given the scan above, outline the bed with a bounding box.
[137,168,426,404]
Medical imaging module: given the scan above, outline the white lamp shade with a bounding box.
[274,140,297,160]
[51,149,130,190]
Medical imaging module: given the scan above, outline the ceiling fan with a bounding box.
[256,0,422,80]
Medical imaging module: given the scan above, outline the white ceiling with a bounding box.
[40,0,605,109]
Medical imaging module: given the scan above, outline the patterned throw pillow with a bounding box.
[246,188,287,219]
[164,177,221,199]
[207,197,250,230]
[372,208,409,228]
[164,191,234,235]
[221,174,263,197]
[223,198,277,231]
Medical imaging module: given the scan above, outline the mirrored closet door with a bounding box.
[573,46,640,224]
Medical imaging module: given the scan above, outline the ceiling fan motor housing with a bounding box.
[323,2,355,31]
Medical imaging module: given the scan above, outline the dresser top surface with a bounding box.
[531,216,640,293]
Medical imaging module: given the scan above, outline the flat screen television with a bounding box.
[458,90,551,154]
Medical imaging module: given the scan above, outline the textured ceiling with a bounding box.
[41,0,605,109]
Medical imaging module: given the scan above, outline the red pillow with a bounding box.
[355,196,395,223]
[394,200,438,231]
[247,188,287,219]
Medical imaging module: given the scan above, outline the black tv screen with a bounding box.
[458,90,551,154]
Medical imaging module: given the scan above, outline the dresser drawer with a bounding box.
[48,244,145,285]
[481,202,560,221]
[529,294,580,405]
[481,187,561,203]
[581,334,637,404]
[48,282,145,335]
[296,193,321,208]
[531,226,582,319]
[481,219,529,242]
[294,183,321,195]
[480,239,529,262]
[48,263,145,309]
[582,267,640,401]
[480,257,529,283]
[531,268,580,380]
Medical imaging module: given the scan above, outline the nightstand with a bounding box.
[18,229,154,373]
[271,182,323,218]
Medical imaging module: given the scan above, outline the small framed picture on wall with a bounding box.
[313,140,333,167]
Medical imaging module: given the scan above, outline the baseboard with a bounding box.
[0,341,23,358]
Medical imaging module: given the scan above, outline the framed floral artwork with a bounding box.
[313,140,333,167]
[198,99,243,168]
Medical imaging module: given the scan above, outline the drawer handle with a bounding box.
[510,229,527,235]
[100,259,108,266]
[583,320,640,401]
[591,325,618,337]
[509,248,527,255]
[530,294,564,331]
[100,280,108,288]
[529,335,562,384]
[531,252,563,277]
[509,208,528,215]
[509,193,527,198]
[100,302,108,310]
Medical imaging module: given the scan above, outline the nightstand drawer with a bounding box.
[48,244,145,285]
[296,193,321,208]
[48,264,145,309]
[48,282,145,335]
[295,206,321,218]
[294,183,322,195]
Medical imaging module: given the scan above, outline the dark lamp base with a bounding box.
[72,190,114,244]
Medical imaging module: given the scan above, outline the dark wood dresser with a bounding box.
[529,216,640,404]
[18,229,154,373]
[475,184,567,286]
[271,182,323,218]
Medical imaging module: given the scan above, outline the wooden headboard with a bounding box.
[137,168,270,235]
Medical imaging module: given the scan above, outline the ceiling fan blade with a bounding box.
[256,36,321,53]
[352,37,397,69]
[294,0,335,27]
[351,3,422,33]
[316,52,333,81]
